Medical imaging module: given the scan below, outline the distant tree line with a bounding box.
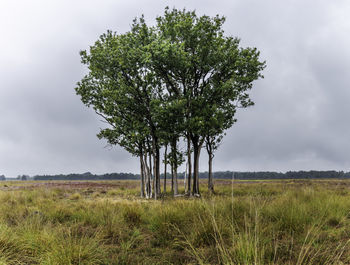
[33,172,138,181]
[213,170,350,180]
[31,170,350,181]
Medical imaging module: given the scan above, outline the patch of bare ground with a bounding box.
[0,180,139,191]
[215,178,350,186]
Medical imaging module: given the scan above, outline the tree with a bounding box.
[149,8,266,195]
[18,175,29,181]
[155,96,185,195]
[76,8,265,198]
[203,99,237,193]
[76,20,163,199]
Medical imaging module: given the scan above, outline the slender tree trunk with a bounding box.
[187,133,192,195]
[143,153,151,199]
[152,139,157,199]
[174,165,178,195]
[192,136,203,196]
[140,155,145,198]
[206,139,215,194]
[143,154,148,198]
[170,164,178,195]
[192,138,199,195]
[150,136,160,199]
[153,152,157,200]
[184,160,187,193]
[197,140,204,193]
[171,161,174,194]
[148,150,153,198]
[164,144,167,193]
[156,145,161,195]
[208,153,214,193]
[193,147,199,195]
[171,138,178,195]
[142,155,148,197]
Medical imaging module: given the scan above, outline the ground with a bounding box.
[0,179,350,264]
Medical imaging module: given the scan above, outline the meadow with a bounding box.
[0,179,350,264]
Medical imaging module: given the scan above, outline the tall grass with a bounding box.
[0,180,349,264]
[174,186,350,264]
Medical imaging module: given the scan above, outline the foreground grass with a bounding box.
[0,180,350,264]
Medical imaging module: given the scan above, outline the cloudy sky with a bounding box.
[0,0,349,176]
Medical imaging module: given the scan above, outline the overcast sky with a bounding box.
[0,0,349,176]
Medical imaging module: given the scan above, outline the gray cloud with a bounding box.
[0,0,349,176]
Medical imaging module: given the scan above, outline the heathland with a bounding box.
[0,179,350,264]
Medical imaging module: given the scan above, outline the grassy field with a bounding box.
[0,179,350,264]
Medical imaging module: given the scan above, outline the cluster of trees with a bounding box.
[76,8,265,198]
[17,175,30,181]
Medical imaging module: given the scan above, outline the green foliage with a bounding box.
[152,7,265,139]
[76,19,161,157]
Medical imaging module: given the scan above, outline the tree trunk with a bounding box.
[192,138,198,195]
[156,145,161,195]
[171,161,174,194]
[153,153,157,200]
[174,165,178,195]
[164,144,167,193]
[151,136,161,199]
[143,153,151,199]
[187,133,192,195]
[152,139,157,199]
[191,136,203,196]
[171,138,178,195]
[184,160,187,193]
[208,153,214,193]
[140,155,145,198]
[148,150,153,198]
[206,139,215,194]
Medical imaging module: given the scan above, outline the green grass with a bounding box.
[0,179,350,264]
